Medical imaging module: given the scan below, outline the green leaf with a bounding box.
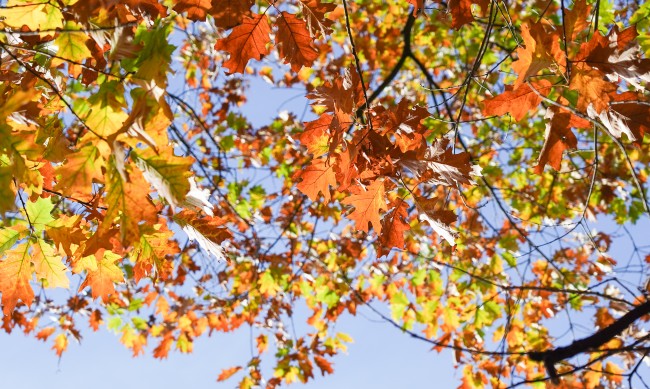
[24,197,55,232]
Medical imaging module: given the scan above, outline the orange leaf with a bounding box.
[294,157,337,203]
[173,0,211,21]
[483,80,552,121]
[534,106,583,173]
[215,14,271,74]
[512,23,565,87]
[564,0,591,41]
[298,0,337,38]
[0,243,34,315]
[313,355,334,375]
[78,249,125,302]
[341,179,387,234]
[377,199,410,254]
[569,63,616,113]
[52,333,68,357]
[276,12,319,72]
[217,366,242,382]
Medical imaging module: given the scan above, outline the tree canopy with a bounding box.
[1,0,650,387]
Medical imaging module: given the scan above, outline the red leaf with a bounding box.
[210,0,253,29]
[534,107,582,174]
[482,80,552,121]
[377,199,411,254]
[215,14,271,74]
[276,12,319,72]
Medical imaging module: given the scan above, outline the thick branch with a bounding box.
[529,300,650,383]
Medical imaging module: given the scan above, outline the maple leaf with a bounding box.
[174,210,232,261]
[132,224,178,282]
[0,2,63,32]
[52,333,68,357]
[482,80,553,121]
[215,14,271,74]
[512,23,565,87]
[0,243,34,315]
[569,63,617,113]
[53,25,92,65]
[210,0,253,29]
[534,106,589,174]
[173,0,211,21]
[132,148,193,209]
[32,239,69,289]
[293,157,337,203]
[217,366,243,382]
[78,249,124,302]
[564,0,591,41]
[414,196,457,246]
[341,179,387,234]
[276,12,319,72]
[298,0,337,38]
[400,138,481,187]
[576,26,650,90]
[101,157,158,244]
[377,199,410,254]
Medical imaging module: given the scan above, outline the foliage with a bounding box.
[1,0,650,387]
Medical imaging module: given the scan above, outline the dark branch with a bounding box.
[529,299,650,384]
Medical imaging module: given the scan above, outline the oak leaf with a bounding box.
[341,179,387,234]
[293,157,337,203]
[534,106,587,173]
[276,12,319,72]
[298,0,337,38]
[210,0,253,29]
[173,0,211,21]
[569,63,617,113]
[78,249,124,302]
[174,210,232,261]
[215,14,271,74]
[482,80,553,121]
[414,196,457,246]
[512,23,565,87]
[564,0,591,41]
[377,199,410,254]
[0,243,34,315]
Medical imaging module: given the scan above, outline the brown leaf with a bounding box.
[210,0,253,29]
[564,0,591,41]
[482,80,552,121]
[276,12,319,72]
[215,14,271,74]
[298,0,337,38]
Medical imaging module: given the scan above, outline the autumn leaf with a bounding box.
[341,179,387,234]
[313,355,334,375]
[32,239,69,289]
[276,12,319,72]
[512,23,565,87]
[414,196,458,246]
[210,0,253,29]
[173,0,211,21]
[377,199,410,254]
[52,333,68,357]
[0,243,34,315]
[217,366,242,382]
[298,0,337,38]
[215,14,271,74]
[0,2,63,32]
[101,157,158,244]
[482,80,553,121]
[132,148,193,209]
[53,24,92,64]
[132,224,178,282]
[400,138,480,187]
[54,144,105,197]
[78,249,124,302]
[293,157,337,203]
[534,105,589,173]
[173,210,232,261]
[564,0,591,41]
[569,63,617,113]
